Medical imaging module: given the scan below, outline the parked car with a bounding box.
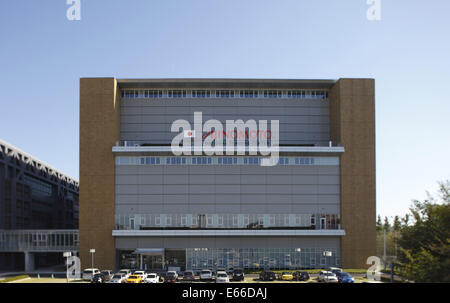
[91,273,106,283]
[279,272,294,281]
[232,269,245,281]
[133,270,147,280]
[109,273,126,283]
[259,270,277,281]
[118,269,131,278]
[100,270,113,281]
[126,275,143,283]
[293,271,310,281]
[165,271,178,283]
[183,270,196,281]
[215,271,230,283]
[145,273,160,283]
[336,272,355,283]
[328,267,343,276]
[318,271,339,283]
[82,268,101,280]
[200,269,213,281]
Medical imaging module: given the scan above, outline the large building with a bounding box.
[0,139,79,270]
[80,78,375,271]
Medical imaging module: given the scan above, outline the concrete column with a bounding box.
[24,251,34,273]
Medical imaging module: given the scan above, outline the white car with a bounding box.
[145,273,159,283]
[82,268,101,280]
[109,273,126,283]
[200,269,213,280]
[215,271,229,283]
[133,270,147,280]
[318,271,339,283]
[118,269,131,278]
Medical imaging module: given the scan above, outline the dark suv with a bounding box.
[232,269,245,281]
[91,273,106,283]
[259,270,277,281]
[293,271,310,281]
[183,270,196,281]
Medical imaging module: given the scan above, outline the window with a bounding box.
[243,215,249,226]
[144,90,162,98]
[218,215,223,226]
[239,90,258,98]
[295,215,301,225]
[192,90,211,98]
[181,215,187,226]
[166,216,172,226]
[263,90,282,98]
[216,90,235,98]
[168,90,187,98]
[232,215,238,226]
[155,216,161,226]
[206,215,213,226]
[311,215,316,226]
[269,215,275,226]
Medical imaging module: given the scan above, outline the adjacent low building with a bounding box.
[0,139,79,271]
[80,78,376,271]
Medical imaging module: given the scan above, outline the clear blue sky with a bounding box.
[0,0,449,220]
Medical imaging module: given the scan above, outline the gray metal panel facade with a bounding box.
[120,98,330,146]
[115,164,340,215]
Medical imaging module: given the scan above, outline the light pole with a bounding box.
[90,248,96,270]
[295,248,301,270]
[323,251,332,282]
[63,251,72,283]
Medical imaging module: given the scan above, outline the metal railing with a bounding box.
[0,230,78,252]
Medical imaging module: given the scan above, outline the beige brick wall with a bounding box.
[79,78,119,270]
[330,79,376,269]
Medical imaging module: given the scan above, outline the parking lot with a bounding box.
[10,270,377,283]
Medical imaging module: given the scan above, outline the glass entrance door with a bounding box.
[142,255,164,271]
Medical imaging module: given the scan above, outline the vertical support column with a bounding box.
[330,79,376,269]
[80,78,120,271]
[24,251,34,273]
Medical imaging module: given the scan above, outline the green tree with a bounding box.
[401,213,410,226]
[393,216,401,232]
[397,180,450,282]
[376,215,383,232]
[383,216,391,232]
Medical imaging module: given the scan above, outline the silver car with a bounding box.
[109,273,126,283]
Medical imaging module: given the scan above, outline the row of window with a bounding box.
[118,248,340,270]
[115,213,341,230]
[23,175,53,197]
[185,248,340,269]
[121,89,329,100]
[114,156,335,166]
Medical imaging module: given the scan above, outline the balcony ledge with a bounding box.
[112,229,346,237]
[112,146,344,154]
